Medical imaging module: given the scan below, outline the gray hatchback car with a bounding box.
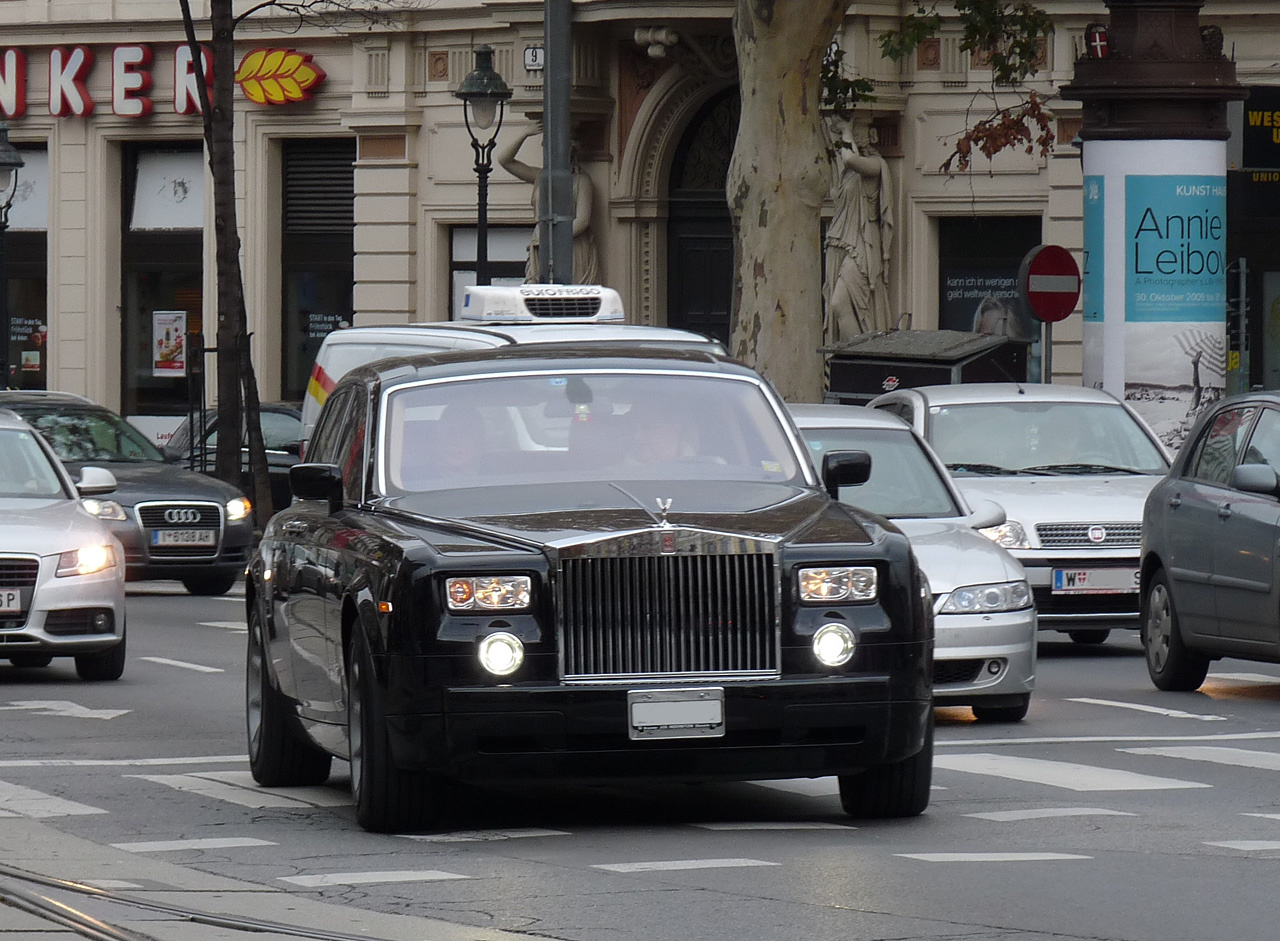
[1141,392,1280,690]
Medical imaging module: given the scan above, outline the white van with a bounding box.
[300,285,725,453]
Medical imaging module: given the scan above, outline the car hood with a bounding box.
[892,518,1023,593]
[954,474,1160,527]
[381,481,874,550]
[0,497,111,555]
[58,460,244,506]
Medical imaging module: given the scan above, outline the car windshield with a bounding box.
[0,429,66,497]
[382,372,806,493]
[21,408,165,463]
[928,401,1168,476]
[800,425,962,519]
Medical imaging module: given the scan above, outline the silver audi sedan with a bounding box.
[792,404,1035,722]
[0,409,127,680]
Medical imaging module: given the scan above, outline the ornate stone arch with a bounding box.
[613,67,735,325]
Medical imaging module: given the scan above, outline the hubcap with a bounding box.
[1145,583,1172,672]
[348,652,364,804]
[246,616,263,757]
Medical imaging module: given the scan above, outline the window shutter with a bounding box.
[283,139,356,234]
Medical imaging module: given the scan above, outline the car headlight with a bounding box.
[939,580,1033,614]
[812,622,857,666]
[56,545,116,577]
[82,499,127,521]
[446,575,532,611]
[979,520,1031,549]
[797,566,877,603]
[478,631,525,676]
[226,497,252,522]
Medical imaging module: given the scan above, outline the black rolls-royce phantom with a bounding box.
[245,346,934,832]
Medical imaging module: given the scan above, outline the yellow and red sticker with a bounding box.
[306,362,335,411]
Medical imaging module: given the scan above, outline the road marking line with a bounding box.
[594,858,778,873]
[140,657,224,674]
[86,880,144,890]
[0,755,243,768]
[129,774,315,809]
[192,770,351,807]
[940,730,1280,747]
[1243,813,1280,821]
[748,778,838,797]
[1067,698,1227,721]
[0,701,130,720]
[898,852,1090,862]
[281,871,469,887]
[934,753,1210,791]
[1210,672,1280,684]
[966,807,1137,821]
[1120,745,1280,771]
[199,621,247,632]
[1205,841,1280,851]
[401,828,568,842]
[0,780,107,817]
[692,822,855,831]
[112,838,275,853]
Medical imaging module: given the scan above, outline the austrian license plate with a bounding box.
[1052,567,1139,594]
[0,589,19,614]
[151,529,216,547]
[628,687,725,741]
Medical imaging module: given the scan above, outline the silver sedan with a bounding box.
[0,410,126,680]
[791,404,1035,722]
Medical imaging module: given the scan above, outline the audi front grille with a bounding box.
[136,501,223,560]
[0,556,39,631]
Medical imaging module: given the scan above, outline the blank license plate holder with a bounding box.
[628,687,725,741]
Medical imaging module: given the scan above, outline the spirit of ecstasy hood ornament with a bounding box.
[656,497,673,527]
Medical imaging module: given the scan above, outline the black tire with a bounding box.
[1067,629,1111,645]
[972,693,1030,723]
[9,654,52,668]
[246,606,331,787]
[182,571,239,596]
[348,631,440,833]
[1142,569,1210,692]
[75,633,126,682]
[838,716,933,819]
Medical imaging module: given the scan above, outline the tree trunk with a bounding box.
[729,0,846,403]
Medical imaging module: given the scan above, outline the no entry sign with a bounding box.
[1019,244,1082,324]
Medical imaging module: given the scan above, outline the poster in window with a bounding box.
[152,310,187,377]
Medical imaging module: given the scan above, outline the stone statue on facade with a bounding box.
[495,123,601,285]
[823,114,895,340]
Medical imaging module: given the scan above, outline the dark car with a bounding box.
[245,346,935,833]
[1141,392,1280,690]
[0,391,255,596]
[166,403,302,514]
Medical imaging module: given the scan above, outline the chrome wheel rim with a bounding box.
[1145,583,1172,673]
[245,615,263,758]
[348,652,364,804]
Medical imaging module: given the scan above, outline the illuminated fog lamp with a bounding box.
[478,631,524,676]
[812,622,857,667]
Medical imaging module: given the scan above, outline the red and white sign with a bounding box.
[1019,244,1082,324]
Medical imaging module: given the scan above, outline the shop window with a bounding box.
[5,146,48,390]
[449,226,534,319]
[281,138,355,404]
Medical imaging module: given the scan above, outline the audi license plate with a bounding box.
[628,687,725,741]
[0,589,19,614]
[1052,568,1139,594]
[152,530,216,547]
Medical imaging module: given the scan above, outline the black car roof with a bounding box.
[343,344,753,390]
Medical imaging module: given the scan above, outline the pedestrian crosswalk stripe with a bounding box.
[966,807,1137,821]
[112,838,275,852]
[1208,673,1280,685]
[692,822,855,830]
[85,880,144,890]
[401,828,568,842]
[594,858,779,873]
[194,770,351,807]
[934,753,1210,791]
[140,657,223,674]
[1119,745,1280,771]
[897,852,1090,862]
[0,755,243,768]
[130,774,315,808]
[281,870,469,887]
[199,621,247,632]
[748,778,838,797]
[0,779,106,817]
[1067,698,1227,721]
[1205,840,1280,851]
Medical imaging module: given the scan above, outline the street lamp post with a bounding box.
[454,45,512,287]
[0,123,24,390]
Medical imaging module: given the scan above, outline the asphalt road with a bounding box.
[2,584,1279,941]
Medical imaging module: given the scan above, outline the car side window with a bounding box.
[1241,408,1280,472]
[333,393,368,504]
[308,388,353,466]
[1187,407,1257,485]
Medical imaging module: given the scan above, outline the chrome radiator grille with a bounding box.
[558,552,778,681]
[1035,523,1141,548]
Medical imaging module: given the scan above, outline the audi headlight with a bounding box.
[82,499,127,521]
[940,580,1033,614]
[56,545,116,577]
[797,566,877,603]
[478,631,525,676]
[979,520,1031,549]
[226,497,252,522]
[446,575,532,611]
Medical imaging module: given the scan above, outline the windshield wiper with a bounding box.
[944,462,1050,477]
[1020,462,1145,475]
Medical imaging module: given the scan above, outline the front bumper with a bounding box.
[384,673,932,782]
[1015,548,1141,628]
[0,554,125,655]
[932,608,1036,706]
[106,513,254,582]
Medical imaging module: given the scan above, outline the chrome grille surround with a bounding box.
[553,527,782,684]
[1035,522,1142,549]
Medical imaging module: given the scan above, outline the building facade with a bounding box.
[0,0,1273,440]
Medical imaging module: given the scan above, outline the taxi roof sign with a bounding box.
[460,284,625,323]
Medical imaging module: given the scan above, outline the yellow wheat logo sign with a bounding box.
[235,49,326,105]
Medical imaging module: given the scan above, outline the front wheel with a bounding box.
[183,571,239,596]
[838,718,933,818]
[1142,569,1209,691]
[972,693,1030,723]
[75,634,126,682]
[1068,629,1111,645]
